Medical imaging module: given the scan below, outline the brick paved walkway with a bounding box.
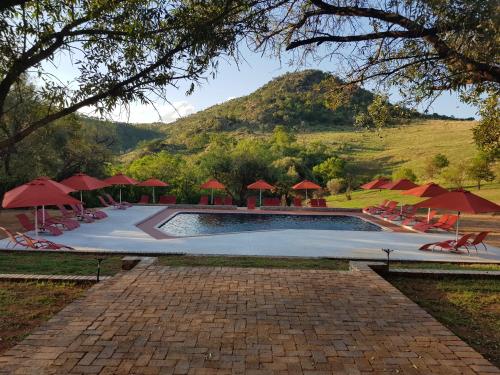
[0,260,498,374]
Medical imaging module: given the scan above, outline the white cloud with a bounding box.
[80,100,196,124]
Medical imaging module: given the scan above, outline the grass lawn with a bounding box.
[0,281,89,354]
[159,255,349,270]
[391,262,500,272]
[0,253,123,276]
[387,276,500,367]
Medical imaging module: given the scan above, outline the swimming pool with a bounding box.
[158,212,382,237]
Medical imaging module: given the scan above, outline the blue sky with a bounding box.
[55,45,478,123]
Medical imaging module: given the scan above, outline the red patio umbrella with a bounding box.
[60,172,110,215]
[247,179,274,206]
[104,173,138,203]
[200,179,226,204]
[137,178,169,203]
[415,189,500,240]
[381,179,418,190]
[2,180,80,236]
[361,178,391,190]
[292,180,321,200]
[34,176,76,195]
[402,182,448,222]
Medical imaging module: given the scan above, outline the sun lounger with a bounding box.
[199,195,209,205]
[310,199,319,207]
[158,195,176,204]
[57,204,94,223]
[263,197,280,206]
[0,226,30,248]
[419,233,475,254]
[467,231,490,252]
[72,204,107,219]
[37,209,79,230]
[384,205,416,221]
[293,197,302,207]
[138,195,149,204]
[98,195,126,209]
[17,232,74,250]
[363,199,388,213]
[402,210,437,226]
[105,193,132,207]
[413,214,458,232]
[16,214,63,236]
[214,197,223,205]
[317,199,327,208]
[247,196,256,209]
[224,196,233,205]
[366,200,398,215]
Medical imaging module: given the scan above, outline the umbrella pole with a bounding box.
[80,191,84,216]
[34,206,38,239]
[119,187,122,203]
[456,211,460,241]
[427,208,431,223]
[42,205,45,226]
[259,189,262,207]
[153,187,156,204]
[305,189,308,201]
[211,189,214,205]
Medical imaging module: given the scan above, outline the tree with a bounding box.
[0,0,269,154]
[472,93,500,160]
[442,163,467,189]
[326,178,344,195]
[393,167,417,182]
[354,94,393,131]
[312,156,346,184]
[256,0,499,105]
[467,153,495,190]
[424,153,449,178]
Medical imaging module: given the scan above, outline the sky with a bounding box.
[53,45,478,124]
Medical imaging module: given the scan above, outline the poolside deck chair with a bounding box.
[263,197,280,207]
[247,196,256,209]
[293,197,302,207]
[57,204,94,223]
[199,195,209,205]
[0,226,29,248]
[377,201,399,217]
[17,232,74,250]
[16,214,63,236]
[159,195,176,204]
[98,195,126,209]
[138,195,150,204]
[105,193,132,207]
[72,204,108,219]
[318,199,327,208]
[365,200,397,215]
[363,199,389,213]
[402,210,437,226]
[467,231,490,252]
[214,197,223,205]
[37,209,79,230]
[414,214,458,232]
[310,199,319,207]
[384,205,416,221]
[419,233,475,254]
[223,196,233,205]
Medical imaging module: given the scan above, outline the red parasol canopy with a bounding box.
[60,173,110,191]
[137,178,169,187]
[381,179,418,190]
[104,173,138,185]
[292,180,321,190]
[33,176,76,194]
[2,181,80,209]
[247,180,274,190]
[402,182,448,198]
[200,179,225,190]
[361,178,391,190]
[415,189,500,214]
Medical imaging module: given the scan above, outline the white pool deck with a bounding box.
[3,206,500,262]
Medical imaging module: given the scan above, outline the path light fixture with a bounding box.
[381,248,394,270]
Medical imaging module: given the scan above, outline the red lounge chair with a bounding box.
[72,204,107,219]
[159,195,176,204]
[0,226,29,248]
[414,214,458,232]
[318,199,327,208]
[105,193,132,207]
[214,197,223,205]
[57,204,94,223]
[293,197,302,207]
[17,232,74,250]
[419,233,475,254]
[16,214,63,236]
[310,199,319,207]
[98,195,126,209]
[224,196,233,205]
[247,196,256,209]
[402,210,437,226]
[263,197,280,206]
[363,199,389,213]
[366,200,397,215]
[37,209,79,230]
[378,201,399,217]
[384,205,416,221]
[199,195,209,205]
[138,195,150,204]
[467,231,490,252]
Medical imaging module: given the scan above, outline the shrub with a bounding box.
[326,178,344,195]
[392,167,417,182]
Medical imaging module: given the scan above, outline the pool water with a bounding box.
[159,212,381,237]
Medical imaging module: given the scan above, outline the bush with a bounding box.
[326,178,344,195]
[442,163,468,189]
[393,167,417,182]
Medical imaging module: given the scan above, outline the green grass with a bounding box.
[387,276,500,367]
[158,255,349,270]
[391,262,500,272]
[326,182,500,209]
[0,253,123,276]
